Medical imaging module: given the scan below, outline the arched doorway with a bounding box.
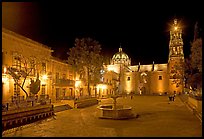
[141,87,146,95]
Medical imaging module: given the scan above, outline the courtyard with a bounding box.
[2,95,202,137]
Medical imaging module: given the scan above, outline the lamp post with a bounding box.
[75,80,81,99]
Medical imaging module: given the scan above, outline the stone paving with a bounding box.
[2,95,202,137]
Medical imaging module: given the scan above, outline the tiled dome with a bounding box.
[112,48,130,66]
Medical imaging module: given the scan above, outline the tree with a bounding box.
[184,21,202,91]
[190,21,202,72]
[7,55,41,98]
[67,37,104,96]
[190,38,202,72]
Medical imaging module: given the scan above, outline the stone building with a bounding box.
[2,28,75,103]
[103,19,184,96]
[2,19,185,103]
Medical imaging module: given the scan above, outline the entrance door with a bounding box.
[141,87,146,95]
[56,88,60,100]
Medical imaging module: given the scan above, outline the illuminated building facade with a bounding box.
[103,19,184,95]
[168,19,185,94]
[2,28,75,103]
[2,19,184,103]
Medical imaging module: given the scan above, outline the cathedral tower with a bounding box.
[168,19,184,94]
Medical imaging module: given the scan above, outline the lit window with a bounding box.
[41,62,46,74]
[14,83,20,97]
[158,76,162,80]
[62,73,66,79]
[12,53,21,70]
[41,84,46,95]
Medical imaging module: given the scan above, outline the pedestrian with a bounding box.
[131,95,133,99]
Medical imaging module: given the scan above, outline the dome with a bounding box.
[111,48,131,66]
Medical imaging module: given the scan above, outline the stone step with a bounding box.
[54,104,72,113]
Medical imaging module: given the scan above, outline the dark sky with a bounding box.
[2,1,203,65]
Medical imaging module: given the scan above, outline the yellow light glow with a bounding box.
[75,80,81,87]
[97,84,107,90]
[2,75,8,83]
[174,26,178,30]
[4,67,7,74]
[107,66,115,71]
[42,75,48,80]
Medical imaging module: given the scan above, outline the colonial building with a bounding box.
[50,57,75,102]
[103,19,184,96]
[2,28,76,103]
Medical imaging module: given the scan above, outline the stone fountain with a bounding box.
[97,94,136,119]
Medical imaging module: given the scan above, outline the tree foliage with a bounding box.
[190,38,202,72]
[184,22,202,90]
[67,37,104,96]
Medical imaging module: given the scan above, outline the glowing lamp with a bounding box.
[3,67,7,74]
[42,75,48,80]
[75,80,81,87]
[2,75,8,83]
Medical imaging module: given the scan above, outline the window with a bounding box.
[12,53,21,70]
[41,62,46,74]
[158,75,162,80]
[62,88,66,98]
[30,58,36,76]
[41,85,46,95]
[56,72,59,83]
[62,73,66,79]
[127,77,130,81]
[14,83,20,97]
[56,88,60,100]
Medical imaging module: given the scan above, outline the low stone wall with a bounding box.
[75,98,98,108]
[188,96,202,114]
[2,104,54,131]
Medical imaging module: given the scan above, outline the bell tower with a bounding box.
[168,19,184,94]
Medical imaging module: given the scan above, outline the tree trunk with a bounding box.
[94,85,97,97]
[87,67,90,96]
[17,83,29,98]
[74,67,76,99]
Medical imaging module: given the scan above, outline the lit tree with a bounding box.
[7,55,41,98]
[67,37,104,96]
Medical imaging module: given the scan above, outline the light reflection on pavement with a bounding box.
[2,95,202,137]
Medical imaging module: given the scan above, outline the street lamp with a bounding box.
[2,67,8,83]
[75,80,81,99]
[42,74,48,80]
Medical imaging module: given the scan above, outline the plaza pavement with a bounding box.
[2,95,202,137]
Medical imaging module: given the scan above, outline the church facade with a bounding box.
[104,19,184,95]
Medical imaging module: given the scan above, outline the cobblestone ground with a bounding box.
[2,95,202,137]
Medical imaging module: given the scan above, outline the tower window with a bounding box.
[158,76,162,80]
[127,77,130,81]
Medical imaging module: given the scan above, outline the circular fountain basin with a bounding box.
[97,104,136,119]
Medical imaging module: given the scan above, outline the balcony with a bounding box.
[55,79,74,87]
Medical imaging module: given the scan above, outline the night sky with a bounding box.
[2,1,203,65]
